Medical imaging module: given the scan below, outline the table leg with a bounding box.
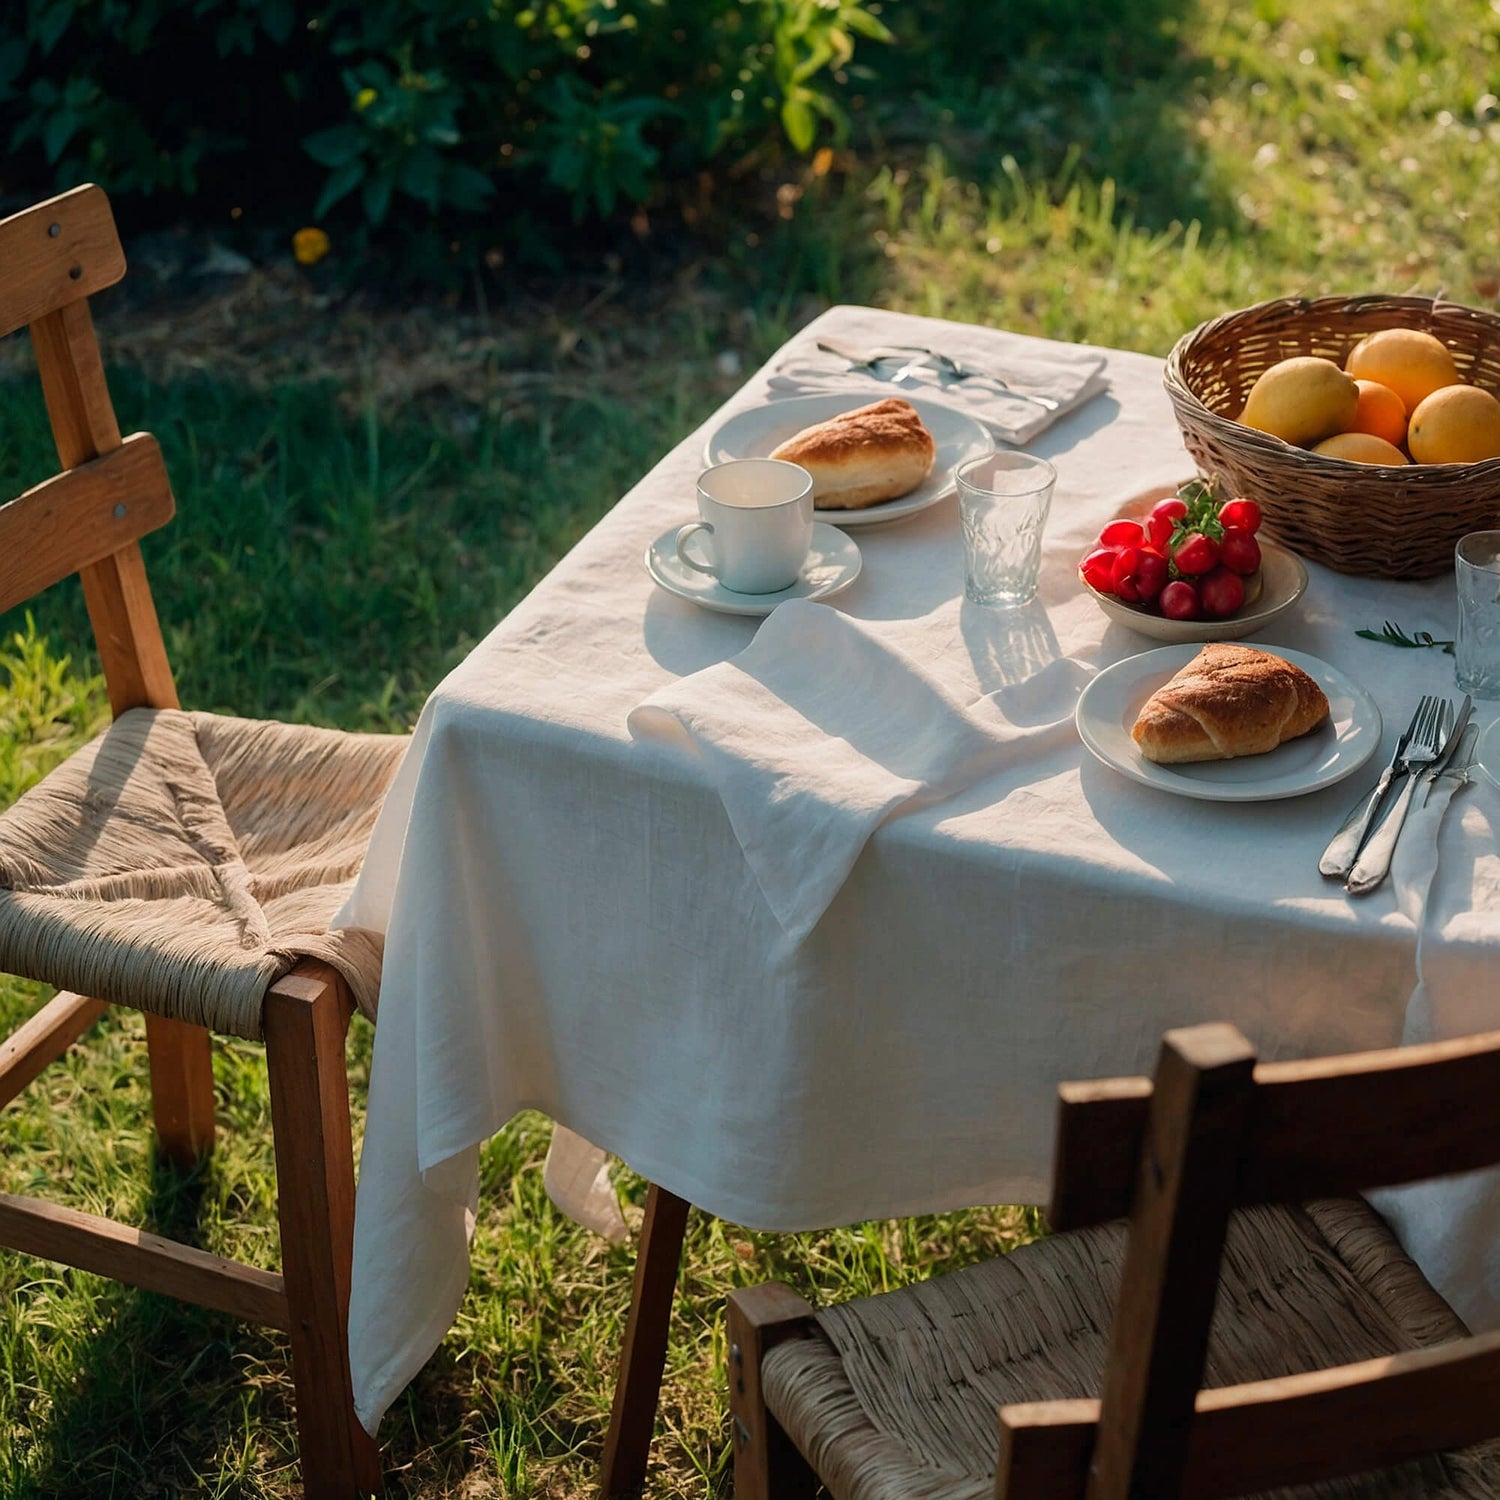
[597,1183,692,1496]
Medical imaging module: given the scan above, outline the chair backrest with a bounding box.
[996,1022,1500,1499]
[0,184,178,715]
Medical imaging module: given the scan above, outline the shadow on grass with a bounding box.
[703,0,1245,342]
[870,0,1234,235]
[11,1156,290,1499]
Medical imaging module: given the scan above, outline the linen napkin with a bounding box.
[627,600,1089,942]
[767,324,1109,446]
[1366,736,1500,1328]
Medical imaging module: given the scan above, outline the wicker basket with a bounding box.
[1164,294,1500,579]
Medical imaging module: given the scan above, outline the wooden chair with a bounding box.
[729,1022,1500,1498]
[0,184,409,1497]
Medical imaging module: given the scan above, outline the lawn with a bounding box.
[0,0,1497,1494]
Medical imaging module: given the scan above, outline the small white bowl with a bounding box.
[1080,538,1309,644]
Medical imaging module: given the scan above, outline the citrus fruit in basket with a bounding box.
[1345,328,1461,414]
[1238,357,1357,445]
[1407,384,1500,464]
[1310,431,1408,465]
[1348,380,1409,447]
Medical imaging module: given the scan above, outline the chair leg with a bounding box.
[726,1284,820,1500]
[263,961,380,1499]
[144,1012,216,1166]
[598,1182,691,1496]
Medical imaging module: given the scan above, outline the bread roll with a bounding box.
[770,398,936,509]
[1131,644,1330,764]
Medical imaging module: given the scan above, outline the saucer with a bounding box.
[645,522,862,616]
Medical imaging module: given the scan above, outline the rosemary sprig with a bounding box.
[1355,620,1455,654]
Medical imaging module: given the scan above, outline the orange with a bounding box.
[1310,432,1408,465]
[1347,380,1408,447]
[1408,384,1500,463]
[1344,328,1461,414]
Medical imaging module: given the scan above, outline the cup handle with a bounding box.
[675,522,718,576]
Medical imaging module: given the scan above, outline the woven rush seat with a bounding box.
[761,1198,1500,1499]
[0,707,407,1040]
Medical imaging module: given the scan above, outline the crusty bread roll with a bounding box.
[770,398,936,509]
[1131,644,1330,764]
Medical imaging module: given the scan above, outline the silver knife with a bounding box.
[1422,715,1479,806]
[1346,696,1472,896]
[1319,722,1415,877]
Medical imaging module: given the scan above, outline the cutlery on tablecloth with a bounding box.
[1319,695,1436,878]
[1422,720,1479,807]
[811,340,1061,410]
[1346,696,1464,896]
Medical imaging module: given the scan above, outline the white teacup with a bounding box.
[676,458,814,594]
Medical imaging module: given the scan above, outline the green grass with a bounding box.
[1,0,1498,1493]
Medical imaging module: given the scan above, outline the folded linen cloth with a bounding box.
[628,600,1089,942]
[767,323,1109,446]
[1368,738,1500,1330]
[544,1124,629,1243]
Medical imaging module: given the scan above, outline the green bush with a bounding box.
[2,0,890,239]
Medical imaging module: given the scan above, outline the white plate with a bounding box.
[645,521,861,616]
[1075,643,1382,801]
[703,394,994,527]
[1080,540,1310,644]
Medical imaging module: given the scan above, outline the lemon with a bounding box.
[1310,432,1409,465]
[1408,384,1500,464]
[1345,328,1461,415]
[1239,357,1358,446]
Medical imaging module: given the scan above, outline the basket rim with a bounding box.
[1164,293,1500,481]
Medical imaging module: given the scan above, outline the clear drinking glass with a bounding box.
[956,452,1058,607]
[1455,530,1500,700]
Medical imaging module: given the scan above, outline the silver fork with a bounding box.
[1346,696,1454,895]
[1319,694,1436,877]
[813,340,1061,410]
[937,352,1061,410]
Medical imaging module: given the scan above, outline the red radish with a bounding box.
[1159,580,1200,620]
[1133,549,1169,603]
[1111,547,1143,602]
[1171,531,1219,576]
[1219,527,1261,576]
[1146,496,1188,549]
[1200,566,1246,619]
[1218,498,1263,534]
[1099,519,1147,548]
[1080,547,1117,593]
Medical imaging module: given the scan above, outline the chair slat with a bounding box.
[0,434,175,617]
[1085,1025,1256,1498]
[27,272,179,715]
[32,300,123,464]
[996,1399,1095,1496]
[0,991,108,1108]
[1050,1076,1150,1231]
[1001,1330,1500,1499]
[0,1191,290,1330]
[1186,1329,1500,1496]
[0,185,124,341]
[1050,1028,1500,1231]
[1243,1032,1500,1203]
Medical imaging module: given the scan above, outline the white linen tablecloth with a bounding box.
[335,304,1500,1434]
